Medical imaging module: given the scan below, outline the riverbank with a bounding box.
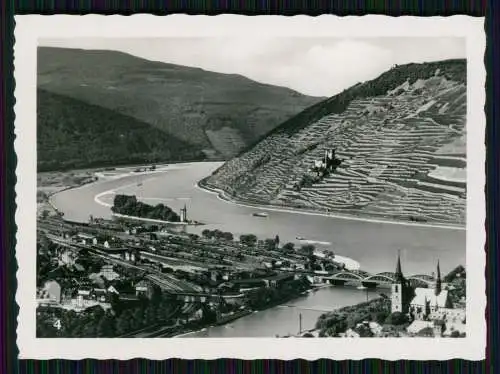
[172,309,254,338]
[44,163,206,227]
[175,278,315,338]
[37,171,98,217]
[46,162,465,231]
[197,177,466,231]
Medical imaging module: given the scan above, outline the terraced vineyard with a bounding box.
[205,60,467,225]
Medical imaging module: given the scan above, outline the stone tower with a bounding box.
[180,204,188,222]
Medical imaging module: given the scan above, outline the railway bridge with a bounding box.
[322,270,436,288]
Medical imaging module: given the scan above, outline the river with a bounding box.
[50,161,466,337]
[183,286,384,338]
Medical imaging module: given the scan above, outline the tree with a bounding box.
[201,305,217,324]
[264,238,277,250]
[374,311,389,324]
[282,242,295,253]
[444,265,466,282]
[300,244,315,256]
[202,229,213,239]
[356,324,374,337]
[385,312,408,326]
[38,233,52,254]
[213,229,224,240]
[240,234,257,247]
[417,327,434,337]
[188,233,199,241]
[131,308,145,330]
[115,313,131,335]
[144,306,157,326]
[222,232,234,241]
[97,315,116,337]
[306,252,317,270]
[81,322,97,337]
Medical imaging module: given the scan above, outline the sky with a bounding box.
[40,37,466,97]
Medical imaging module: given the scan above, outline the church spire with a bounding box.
[435,260,442,295]
[395,250,404,282]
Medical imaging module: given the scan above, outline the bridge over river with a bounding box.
[316,269,436,288]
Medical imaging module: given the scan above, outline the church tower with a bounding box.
[391,251,405,313]
[434,260,442,296]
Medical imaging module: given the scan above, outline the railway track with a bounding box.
[46,234,205,294]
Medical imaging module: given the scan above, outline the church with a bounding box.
[391,253,453,321]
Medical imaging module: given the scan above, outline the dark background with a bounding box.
[2,1,496,373]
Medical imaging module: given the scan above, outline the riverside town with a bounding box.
[35,39,467,339]
[37,209,466,338]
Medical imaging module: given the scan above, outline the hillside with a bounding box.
[37,47,322,160]
[204,60,467,225]
[37,89,206,171]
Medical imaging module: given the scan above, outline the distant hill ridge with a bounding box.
[37,89,206,171]
[37,47,323,166]
[205,59,467,225]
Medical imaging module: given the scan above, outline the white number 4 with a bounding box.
[53,319,62,330]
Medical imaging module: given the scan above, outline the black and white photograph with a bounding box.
[15,15,485,360]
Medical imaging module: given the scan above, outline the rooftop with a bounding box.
[411,288,449,308]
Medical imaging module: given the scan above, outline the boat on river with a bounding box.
[252,212,269,218]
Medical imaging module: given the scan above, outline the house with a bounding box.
[107,285,120,295]
[295,263,306,270]
[429,308,466,324]
[344,321,383,337]
[124,250,137,262]
[42,280,62,303]
[135,280,153,299]
[73,263,85,273]
[76,288,93,308]
[232,278,267,290]
[407,320,434,335]
[107,282,136,296]
[93,288,108,303]
[128,226,146,235]
[88,273,107,288]
[265,273,295,288]
[344,328,360,338]
[74,232,96,245]
[100,264,120,281]
[409,288,452,320]
[217,282,237,293]
[189,308,203,322]
[307,275,327,285]
[221,293,246,306]
[58,248,78,266]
